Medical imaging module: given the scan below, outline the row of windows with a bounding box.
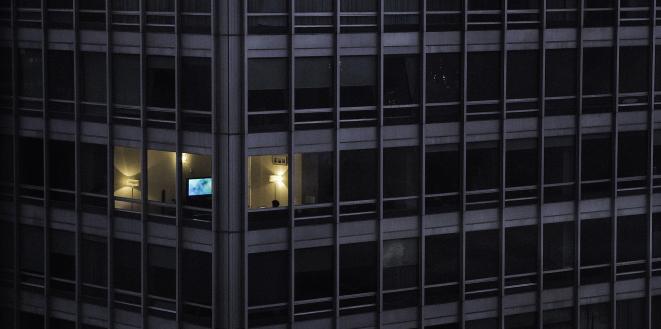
[4,299,661,328]
[2,217,660,327]
[1,49,211,131]
[247,0,656,33]
[248,46,655,131]
[0,130,657,228]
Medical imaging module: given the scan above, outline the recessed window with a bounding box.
[340,56,377,107]
[583,47,613,96]
[425,233,459,285]
[617,215,646,262]
[467,141,499,191]
[507,50,539,99]
[181,57,211,111]
[340,149,377,202]
[467,52,500,102]
[582,134,612,181]
[581,218,611,266]
[383,146,419,198]
[80,52,107,103]
[619,46,649,94]
[295,57,333,110]
[505,225,537,275]
[506,139,537,188]
[545,48,577,97]
[295,246,333,300]
[20,225,44,275]
[340,242,377,295]
[114,238,141,292]
[426,52,460,103]
[383,238,418,290]
[47,50,74,101]
[618,131,647,178]
[113,146,141,210]
[18,49,43,98]
[112,54,140,106]
[294,152,333,205]
[384,54,420,106]
[248,154,289,208]
[19,137,43,188]
[148,244,176,299]
[466,229,498,280]
[146,56,175,108]
[50,229,75,281]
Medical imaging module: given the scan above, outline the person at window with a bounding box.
[272,199,280,208]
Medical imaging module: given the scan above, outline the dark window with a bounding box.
[654,214,661,259]
[383,238,418,290]
[617,215,646,262]
[505,313,537,329]
[112,54,140,106]
[82,235,107,287]
[545,136,575,184]
[19,312,43,329]
[467,141,499,191]
[113,239,141,292]
[581,218,611,266]
[426,52,460,103]
[248,251,288,306]
[466,318,499,329]
[181,0,211,33]
[543,221,574,271]
[384,54,420,105]
[295,57,333,109]
[583,47,613,95]
[506,225,538,275]
[506,139,537,187]
[146,56,175,108]
[340,149,377,201]
[545,48,577,97]
[466,230,499,280]
[617,299,645,329]
[47,50,74,100]
[340,56,377,107]
[296,152,333,205]
[148,245,176,299]
[49,139,74,191]
[80,52,107,103]
[295,246,333,300]
[247,0,288,34]
[181,57,211,111]
[182,249,211,305]
[580,303,610,329]
[0,48,12,97]
[0,135,12,186]
[618,131,647,178]
[507,50,539,99]
[80,143,107,194]
[619,46,649,94]
[425,233,459,284]
[468,0,501,10]
[467,51,500,101]
[656,46,661,92]
[49,318,75,329]
[18,49,43,98]
[544,307,574,329]
[20,225,44,275]
[0,222,14,272]
[582,134,612,181]
[340,242,377,295]
[50,229,75,280]
[426,144,459,194]
[248,58,288,111]
[19,137,43,187]
[383,147,419,198]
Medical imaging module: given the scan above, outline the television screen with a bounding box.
[188,178,212,196]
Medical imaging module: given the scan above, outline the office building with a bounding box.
[2,0,661,328]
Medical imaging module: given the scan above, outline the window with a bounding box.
[506,225,537,276]
[583,47,613,113]
[425,144,460,213]
[383,238,418,290]
[18,49,42,98]
[383,146,419,198]
[182,152,212,211]
[81,234,107,302]
[20,225,44,276]
[466,230,499,280]
[618,131,647,179]
[425,233,459,284]
[112,54,140,106]
[544,307,573,329]
[507,50,539,100]
[467,52,500,102]
[340,56,377,107]
[340,242,377,295]
[247,0,288,34]
[181,0,211,33]
[619,46,649,94]
[148,245,176,300]
[80,143,107,195]
[20,312,43,329]
[581,133,612,199]
[294,0,333,33]
[113,146,141,211]
[545,48,577,116]
[654,214,661,261]
[49,140,75,192]
[340,149,377,202]
[19,137,43,188]
[182,249,211,326]
[0,48,12,98]
[295,246,333,300]
[426,52,461,104]
[544,136,575,202]
[0,221,14,273]
[80,52,107,103]
[295,57,333,110]
[294,152,333,205]
[248,154,289,209]
[581,218,611,284]
[617,299,644,329]
[146,0,174,32]
[47,50,74,101]
[466,141,499,191]
[147,149,176,204]
[340,0,378,32]
[248,58,288,132]
[505,313,537,329]
[426,0,462,31]
[384,54,420,105]
[113,239,141,293]
[384,0,419,32]
[543,221,574,287]
[617,215,646,263]
[181,57,211,112]
[248,251,288,326]
[146,56,175,108]
[580,303,610,329]
[506,139,538,188]
[50,229,75,281]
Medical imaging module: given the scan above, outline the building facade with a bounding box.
[2,0,661,328]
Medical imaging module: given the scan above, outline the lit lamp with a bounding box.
[126,178,140,209]
[269,174,284,201]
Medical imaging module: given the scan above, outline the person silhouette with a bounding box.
[272,199,280,208]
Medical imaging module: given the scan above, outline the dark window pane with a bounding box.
[506,225,538,275]
[295,246,333,300]
[507,50,539,99]
[295,152,333,205]
[248,58,288,111]
[468,51,500,101]
[617,299,644,329]
[19,137,44,187]
[581,218,611,266]
[80,143,107,194]
[384,54,420,105]
[80,52,107,103]
[18,49,43,98]
[181,57,211,111]
[543,221,574,271]
[425,233,459,284]
[20,225,44,274]
[506,139,537,187]
[466,230,499,280]
[384,147,419,198]
[295,57,333,109]
[146,56,175,108]
[183,249,211,305]
[248,251,288,306]
[582,134,612,181]
[340,56,377,107]
[49,140,74,190]
[617,215,646,262]
[340,242,376,295]
[82,235,107,286]
[47,50,74,100]
[619,46,648,94]
[0,221,14,271]
[148,245,176,299]
[545,136,575,184]
[112,54,140,106]
[113,239,141,292]
[50,229,75,280]
[546,49,577,97]
[340,149,377,201]
[580,303,610,329]
[467,141,499,191]
[618,131,647,178]
[426,52,461,103]
[426,144,459,194]
[583,47,613,95]
[383,238,418,290]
